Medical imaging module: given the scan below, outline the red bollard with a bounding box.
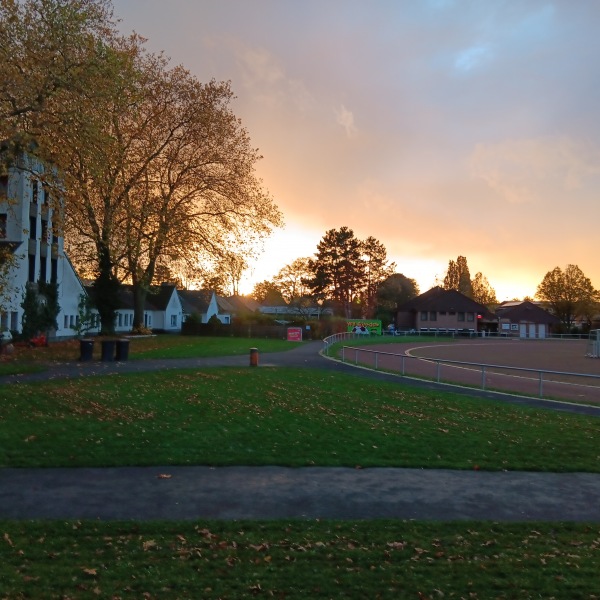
[249,347,259,367]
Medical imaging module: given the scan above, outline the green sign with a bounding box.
[346,319,382,335]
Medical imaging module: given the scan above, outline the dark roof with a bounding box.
[225,295,261,313]
[216,296,235,313]
[150,284,178,311]
[398,286,494,318]
[178,289,214,315]
[495,301,560,325]
[84,283,177,311]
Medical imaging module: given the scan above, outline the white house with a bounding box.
[0,153,86,338]
[83,283,183,334]
[179,289,227,323]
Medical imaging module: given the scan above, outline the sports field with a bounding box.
[345,338,600,403]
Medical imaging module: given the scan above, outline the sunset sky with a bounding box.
[112,0,600,300]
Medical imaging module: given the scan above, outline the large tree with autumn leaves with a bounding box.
[1,0,281,333]
[536,264,598,330]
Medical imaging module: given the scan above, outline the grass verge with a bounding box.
[1,367,598,471]
[0,336,299,376]
[1,520,599,599]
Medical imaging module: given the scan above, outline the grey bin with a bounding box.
[115,339,130,361]
[79,339,94,362]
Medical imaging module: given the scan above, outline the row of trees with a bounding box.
[253,239,599,331]
[252,226,420,321]
[0,0,281,333]
[442,256,600,330]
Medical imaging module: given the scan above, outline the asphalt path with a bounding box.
[1,340,600,521]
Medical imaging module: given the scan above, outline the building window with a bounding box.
[0,213,6,239]
[118,313,122,327]
[28,254,36,282]
[64,315,69,329]
[69,315,75,328]
[429,311,437,321]
[457,312,465,322]
[171,314,177,327]
[40,257,46,282]
[439,311,447,315]
[32,180,38,204]
[420,311,428,321]
[51,258,57,283]
[467,313,474,322]
[43,184,50,205]
[29,216,37,239]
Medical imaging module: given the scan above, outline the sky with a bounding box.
[112,0,600,300]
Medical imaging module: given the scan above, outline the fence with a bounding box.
[322,333,600,402]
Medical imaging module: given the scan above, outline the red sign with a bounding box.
[287,327,303,342]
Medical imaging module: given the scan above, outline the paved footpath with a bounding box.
[2,341,600,522]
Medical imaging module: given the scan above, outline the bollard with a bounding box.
[249,347,259,367]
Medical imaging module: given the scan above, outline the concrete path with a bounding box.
[1,465,600,522]
[2,340,600,521]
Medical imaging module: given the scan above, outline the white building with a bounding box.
[0,153,86,338]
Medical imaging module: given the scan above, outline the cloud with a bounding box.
[454,44,493,72]
[238,46,285,86]
[235,44,315,113]
[470,137,600,204]
[335,104,357,138]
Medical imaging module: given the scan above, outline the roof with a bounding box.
[495,300,560,325]
[216,295,235,313]
[398,286,494,318]
[150,284,178,311]
[84,284,177,312]
[178,289,215,315]
[225,295,261,313]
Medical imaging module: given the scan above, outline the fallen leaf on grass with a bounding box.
[143,540,157,551]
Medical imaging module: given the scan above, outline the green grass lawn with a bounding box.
[1,367,598,472]
[1,519,599,599]
[0,335,298,376]
[129,335,298,359]
[2,346,600,598]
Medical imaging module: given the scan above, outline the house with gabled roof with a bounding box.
[143,284,182,332]
[396,286,496,334]
[84,283,183,333]
[179,289,226,324]
[495,300,559,338]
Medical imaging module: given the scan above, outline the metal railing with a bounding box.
[322,333,600,401]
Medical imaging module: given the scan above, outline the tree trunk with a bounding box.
[131,260,156,332]
[93,244,120,335]
[132,284,148,331]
